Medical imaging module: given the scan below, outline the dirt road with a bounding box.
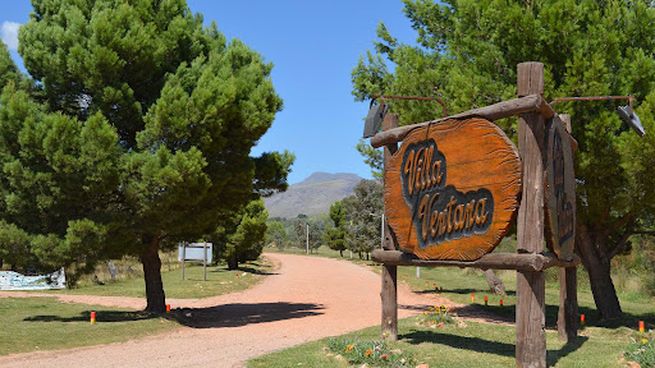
[0,253,443,368]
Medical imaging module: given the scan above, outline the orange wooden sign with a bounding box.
[384,118,521,260]
[545,117,576,261]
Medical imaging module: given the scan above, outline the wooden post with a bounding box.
[516,62,547,368]
[181,242,186,281]
[557,114,579,342]
[203,242,208,282]
[381,112,399,340]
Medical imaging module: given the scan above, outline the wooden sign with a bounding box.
[384,118,521,260]
[545,117,576,261]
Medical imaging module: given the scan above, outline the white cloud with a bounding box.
[1,21,21,50]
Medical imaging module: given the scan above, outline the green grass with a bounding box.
[0,297,177,356]
[58,260,274,299]
[249,317,635,368]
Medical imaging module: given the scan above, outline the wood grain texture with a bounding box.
[545,116,576,261]
[370,94,555,148]
[372,250,580,272]
[515,61,547,368]
[381,112,398,341]
[384,118,521,261]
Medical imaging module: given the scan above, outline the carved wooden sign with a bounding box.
[384,118,521,260]
[545,117,576,261]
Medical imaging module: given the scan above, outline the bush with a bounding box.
[417,305,455,328]
[327,338,416,368]
[625,333,655,368]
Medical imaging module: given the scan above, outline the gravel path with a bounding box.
[0,253,445,368]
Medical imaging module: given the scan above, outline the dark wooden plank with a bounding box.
[381,112,399,341]
[516,62,547,368]
[370,94,555,148]
[556,114,579,343]
[371,250,580,271]
[383,118,521,260]
[545,115,576,261]
[558,266,579,341]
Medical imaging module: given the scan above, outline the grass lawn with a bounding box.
[248,317,637,368]
[0,297,177,356]
[56,259,274,299]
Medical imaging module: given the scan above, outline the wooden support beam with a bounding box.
[371,250,579,271]
[369,94,554,148]
[557,114,579,342]
[516,62,547,368]
[381,113,398,341]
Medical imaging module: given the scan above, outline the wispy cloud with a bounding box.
[1,21,21,50]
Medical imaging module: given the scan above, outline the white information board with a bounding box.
[178,242,213,263]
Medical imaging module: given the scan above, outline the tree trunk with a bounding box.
[227,253,238,270]
[140,237,165,314]
[576,224,622,320]
[484,269,506,296]
[339,250,343,257]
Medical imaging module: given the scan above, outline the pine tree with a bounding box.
[0,0,292,313]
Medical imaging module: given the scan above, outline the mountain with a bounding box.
[264,172,363,218]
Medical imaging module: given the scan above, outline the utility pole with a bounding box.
[306,223,309,254]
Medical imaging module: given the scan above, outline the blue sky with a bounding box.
[1,1,418,184]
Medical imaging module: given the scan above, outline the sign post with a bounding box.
[203,242,208,281]
[178,243,213,281]
[369,62,579,367]
[181,242,186,280]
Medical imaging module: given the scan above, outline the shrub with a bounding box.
[625,333,655,368]
[327,338,416,368]
[417,305,455,328]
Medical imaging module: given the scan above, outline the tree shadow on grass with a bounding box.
[415,287,517,297]
[23,302,325,329]
[401,330,589,364]
[173,302,324,328]
[548,336,589,366]
[401,330,515,357]
[24,310,157,323]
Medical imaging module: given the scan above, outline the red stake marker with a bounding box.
[499,298,504,306]
[484,295,489,306]
[639,320,645,334]
[166,304,171,313]
[470,293,475,303]
[580,314,585,325]
[90,311,96,325]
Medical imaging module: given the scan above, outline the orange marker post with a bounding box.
[580,313,585,326]
[639,320,645,334]
[470,293,475,303]
[499,298,504,307]
[166,304,171,313]
[90,311,96,325]
[484,295,489,306]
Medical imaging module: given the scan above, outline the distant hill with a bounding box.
[264,172,363,218]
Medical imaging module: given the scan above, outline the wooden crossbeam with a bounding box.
[371,250,580,272]
[369,94,554,148]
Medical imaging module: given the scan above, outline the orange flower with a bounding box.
[344,344,354,352]
[364,348,373,357]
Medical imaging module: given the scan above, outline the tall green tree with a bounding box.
[324,200,348,257]
[218,199,269,270]
[353,0,655,319]
[265,219,289,249]
[0,0,292,313]
[342,180,383,259]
